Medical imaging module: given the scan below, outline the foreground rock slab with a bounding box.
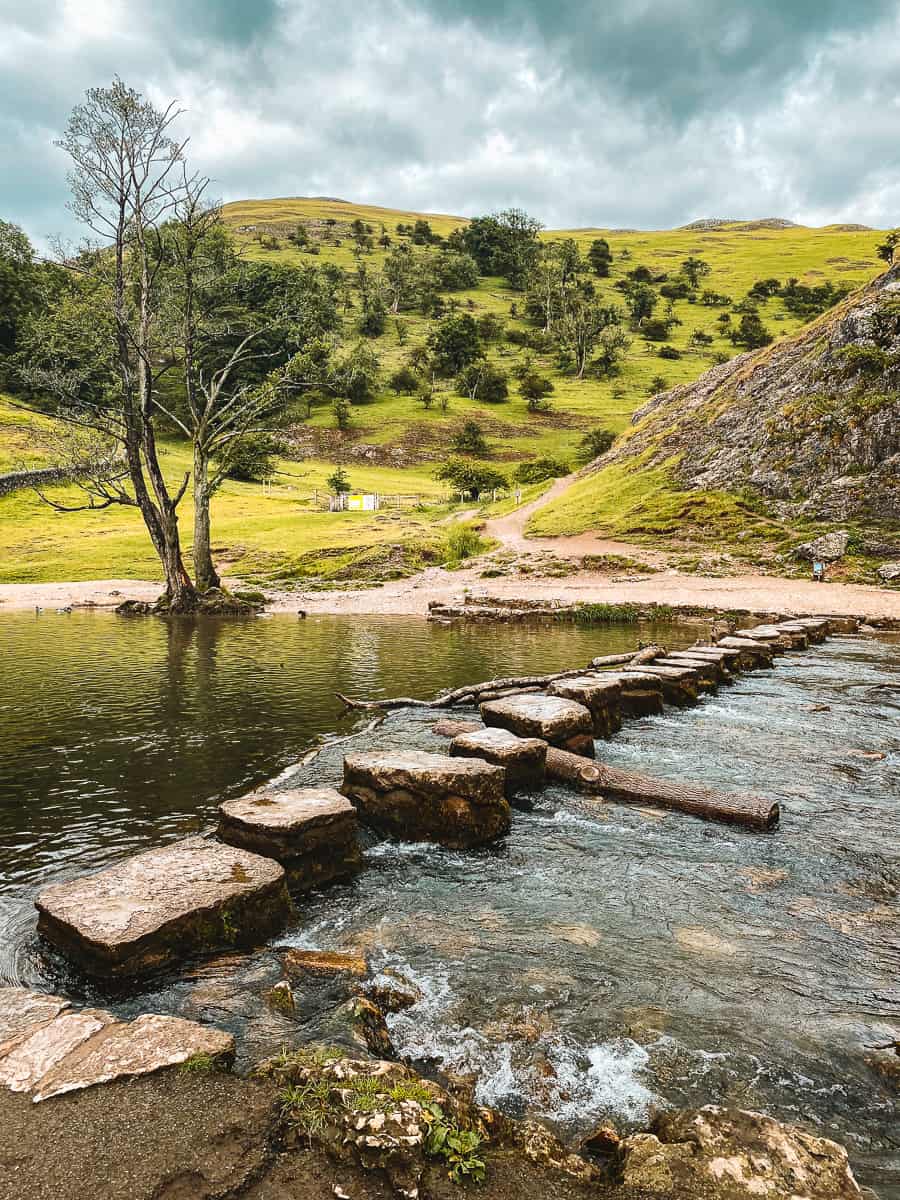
[218,785,361,891]
[342,749,510,848]
[0,987,234,1103]
[449,726,547,796]
[36,837,293,977]
[616,1105,861,1198]
[481,693,595,756]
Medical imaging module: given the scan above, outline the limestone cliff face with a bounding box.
[603,263,900,523]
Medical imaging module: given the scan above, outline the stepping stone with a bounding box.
[665,650,735,680]
[449,726,547,796]
[821,615,859,635]
[342,750,510,848]
[791,617,830,641]
[481,694,595,757]
[623,665,701,706]
[736,625,796,650]
[218,786,361,892]
[548,675,623,738]
[35,837,294,978]
[773,623,811,648]
[0,988,234,1103]
[716,637,776,666]
[653,657,723,687]
[596,671,664,717]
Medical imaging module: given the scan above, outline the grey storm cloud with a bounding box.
[1,0,899,248]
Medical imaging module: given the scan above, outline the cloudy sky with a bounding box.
[3,0,900,246]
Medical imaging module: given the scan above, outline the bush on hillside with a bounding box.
[223,433,281,483]
[451,420,489,456]
[389,365,421,394]
[576,427,616,463]
[455,360,509,403]
[514,456,569,484]
[435,457,507,498]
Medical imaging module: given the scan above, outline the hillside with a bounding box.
[1,199,894,588]
[530,264,900,557]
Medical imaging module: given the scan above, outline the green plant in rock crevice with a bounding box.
[423,1102,486,1185]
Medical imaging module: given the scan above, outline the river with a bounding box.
[0,612,897,1195]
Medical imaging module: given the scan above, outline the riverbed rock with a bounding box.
[218,785,361,891]
[615,1105,861,1198]
[0,988,234,1103]
[432,718,483,737]
[480,694,595,757]
[35,837,294,977]
[548,675,623,737]
[793,529,850,562]
[449,726,547,796]
[342,750,510,848]
[878,562,900,583]
[281,948,369,979]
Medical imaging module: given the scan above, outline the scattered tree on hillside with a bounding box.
[625,282,657,327]
[730,312,773,349]
[519,371,555,412]
[587,237,612,277]
[327,466,350,493]
[428,313,481,375]
[514,455,568,484]
[681,257,711,288]
[593,325,631,377]
[454,208,543,288]
[556,298,621,378]
[451,420,489,456]
[223,432,281,482]
[876,231,899,265]
[435,456,507,498]
[456,359,508,402]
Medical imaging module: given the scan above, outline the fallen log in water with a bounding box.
[337,648,661,711]
[544,747,779,831]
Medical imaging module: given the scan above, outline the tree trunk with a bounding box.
[192,444,220,593]
[545,747,779,831]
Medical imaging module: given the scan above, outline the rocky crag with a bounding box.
[601,263,900,526]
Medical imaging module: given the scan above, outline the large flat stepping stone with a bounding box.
[481,694,595,757]
[548,675,622,738]
[449,727,546,796]
[342,750,510,848]
[653,657,722,688]
[716,637,776,666]
[0,988,234,1103]
[594,671,664,717]
[623,665,700,706]
[218,786,361,892]
[36,837,294,978]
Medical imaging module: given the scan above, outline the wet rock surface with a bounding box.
[342,750,510,848]
[218,785,361,891]
[0,987,234,1103]
[35,836,293,976]
[615,1106,862,1198]
[481,693,595,756]
[548,675,624,738]
[449,727,547,796]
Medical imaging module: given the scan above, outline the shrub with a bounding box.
[327,467,350,494]
[577,427,616,462]
[455,360,509,403]
[574,602,640,624]
[505,327,529,346]
[514,455,569,484]
[443,522,488,564]
[647,374,669,395]
[388,365,421,394]
[658,344,681,359]
[730,313,773,349]
[641,318,671,341]
[428,313,481,375]
[476,312,505,342]
[519,372,555,411]
[451,420,489,456]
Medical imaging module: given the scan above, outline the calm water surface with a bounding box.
[0,613,898,1194]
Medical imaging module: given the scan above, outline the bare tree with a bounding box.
[40,79,199,610]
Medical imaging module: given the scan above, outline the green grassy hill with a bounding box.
[0,199,889,586]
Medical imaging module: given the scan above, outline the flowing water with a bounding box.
[1,612,898,1194]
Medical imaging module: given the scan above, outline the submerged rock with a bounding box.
[281,948,369,979]
[449,726,547,797]
[615,1105,861,1198]
[341,750,510,848]
[218,785,362,891]
[35,836,293,977]
[0,987,234,1103]
[480,693,595,757]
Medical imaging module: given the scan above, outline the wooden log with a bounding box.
[545,748,779,831]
